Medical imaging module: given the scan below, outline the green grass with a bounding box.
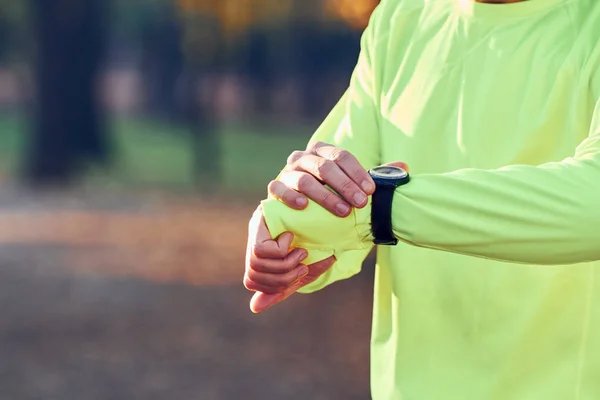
[220,123,313,191]
[0,114,313,193]
[0,115,26,173]
[109,118,198,188]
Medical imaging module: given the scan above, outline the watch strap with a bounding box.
[371,183,398,245]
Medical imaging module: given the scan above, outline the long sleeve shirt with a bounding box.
[262,0,600,398]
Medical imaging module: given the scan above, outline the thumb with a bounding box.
[250,291,285,314]
[249,256,337,313]
[382,161,409,172]
[299,255,336,285]
[250,208,273,246]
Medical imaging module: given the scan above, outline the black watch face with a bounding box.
[369,165,409,180]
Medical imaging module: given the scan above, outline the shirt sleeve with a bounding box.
[264,51,600,268]
[263,100,600,268]
[390,50,600,266]
[262,5,385,293]
[391,98,600,265]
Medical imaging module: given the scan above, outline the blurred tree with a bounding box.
[26,0,111,185]
[177,2,230,190]
[140,2,185,121]
[177,0,378,31]
[0,1,29,63]
[178,0,380,121]
[324,0,380,29]
[0,14,11,62]
[178,0,292,38]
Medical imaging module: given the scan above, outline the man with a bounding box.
[244,0,600,398]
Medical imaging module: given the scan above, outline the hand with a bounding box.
[268,142,409,217]
[244,205,336,313]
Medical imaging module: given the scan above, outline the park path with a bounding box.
[0,185,373,400]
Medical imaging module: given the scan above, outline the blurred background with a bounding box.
[0,0,379,398]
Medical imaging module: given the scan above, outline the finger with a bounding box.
[268,180,308,209]
[250,281,303,313]
[277,231,295,253]
[298,255,336,286]
[250,291,285,314]
[248,208,296,260]
[294,154,368,209]
[313,144,375,195]
[252,231,294,259]
[248,207,274,248]
[246,208,276,268]
[249,256,336,314]
[286,150,306,165]
[249,248,307,274]
[279,170,352,217]
[244,264,308,292]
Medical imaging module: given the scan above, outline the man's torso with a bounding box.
[369,1,600,398]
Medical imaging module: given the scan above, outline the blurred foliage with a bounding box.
[0,0,27,24]
[325,0,380,29]
[175,0,379,79]
[178,0,379,34]
[0,115,308,192]
[0,0,380,65]
[176,0,379,66]
[0,0,30,62]
[178,0,292,37]
[0,0,380,187]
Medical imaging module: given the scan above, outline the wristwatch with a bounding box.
[368,165,410,245]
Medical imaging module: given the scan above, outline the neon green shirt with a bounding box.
[261,0,600,398]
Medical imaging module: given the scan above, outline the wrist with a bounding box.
[260,196,372,251]
[354,198,375,243]
[368,165,411,245]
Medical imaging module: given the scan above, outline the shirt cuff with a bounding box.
[261,196,373,260]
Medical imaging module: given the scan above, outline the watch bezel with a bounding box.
[369,165,409,182]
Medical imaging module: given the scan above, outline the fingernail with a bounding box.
[336,203,350,215]
[298,251,308,261]
[297,267,308,279]
[353,192,367,206]
[296,197,308,208]
[361,180,374,192]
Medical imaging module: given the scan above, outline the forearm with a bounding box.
[261,197,372,293]
[392,157,600,265]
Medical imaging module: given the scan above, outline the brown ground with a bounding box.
[0,187,375,399]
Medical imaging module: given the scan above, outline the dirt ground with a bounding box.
[0,187,375,399]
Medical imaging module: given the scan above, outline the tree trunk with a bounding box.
[140,4,184,122]
[26,0,110,185]
[186,71,221,192]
